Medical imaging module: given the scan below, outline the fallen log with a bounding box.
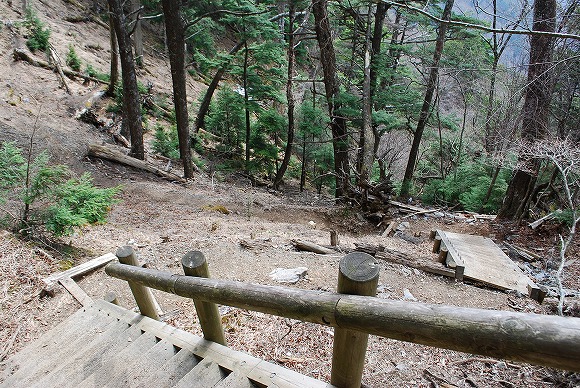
[503,242,540,262]
[291,240,337,255]
[376,249,455,278]
[354,242,385,256]
[13,48,108,84]
[529,210,562,230]
[87,143,187,183]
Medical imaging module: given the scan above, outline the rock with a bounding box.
[403,288,417,301]
[269,267,308,284]
[431,211,445,218]
[396,222,410,232]
[395,362,408,371]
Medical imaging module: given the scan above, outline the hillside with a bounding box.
[1,1,579,387]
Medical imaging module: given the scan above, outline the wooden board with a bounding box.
[435,231,543,301]
[58,277,93,307]
[43,253,117,287]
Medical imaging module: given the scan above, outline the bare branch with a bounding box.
[382,1,580,41]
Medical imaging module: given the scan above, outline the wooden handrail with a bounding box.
[105,262,580,372]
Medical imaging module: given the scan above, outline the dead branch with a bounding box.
[48,46,70,94]
[529,210,562,229]
[401,207,444,220]
[384,1,580,40]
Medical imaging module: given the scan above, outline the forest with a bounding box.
[1,0,580,385]
[80,0,579,226]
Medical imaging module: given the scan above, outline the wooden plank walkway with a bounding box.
[0,299,333,388]
[433,230,544,301]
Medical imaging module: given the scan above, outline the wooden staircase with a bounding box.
[0,299,332,388]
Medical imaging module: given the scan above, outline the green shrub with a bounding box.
[66,45,81,71]
[107,82,149,114]
[85,64,110,83]
[24,9,50,52]
[0,142,120,237]
[44,173,119,236]
[152,125,180,159]
[421,160,508,213]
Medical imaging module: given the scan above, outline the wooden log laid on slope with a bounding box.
[376,249,456,278]
[13,48,108,84]
[292,240,337,255]
[87,144,187,183]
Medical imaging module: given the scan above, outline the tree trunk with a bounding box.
[108,0,144,160]
[357,5,374,186]
[400,0,454,197]
[313,0,350,199]
[107,4,119,98]
[161,0,194,179]
[384,11,407,90]
[243,41,251,174]
[131,0,144,67]
[194,41,245,133]
[498,0,556,219]
[273,1,296,190]
[370,2,389,158]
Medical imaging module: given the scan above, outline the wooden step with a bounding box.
[1,306,117,386]
[2,303,104,372]
[31,321,142,388]
[104,339,179,388]
[214,371,259,388]
[1,299,333,388]
[131,348,200,388]
[174,358,228,388]
[79,331,160,386]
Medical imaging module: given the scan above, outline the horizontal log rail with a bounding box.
[105,262,580,372]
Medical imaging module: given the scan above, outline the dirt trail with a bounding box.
[0,1,578,386]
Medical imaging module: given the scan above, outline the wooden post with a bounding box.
[182,251,227,346]
[432,235,442,253]
[116,246,160,320]
[330,230,339,246]
[438,245,449,263]
[331,252,379,388]
[429,229,437,240]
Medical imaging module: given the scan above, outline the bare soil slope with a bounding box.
[1,2,578,387]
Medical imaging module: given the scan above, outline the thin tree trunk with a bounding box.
[132,0,143,67]
[243,41,251,174]
[313,0,350,199]
[194,41,245,133]
[300,132,306,192]
[358,5,375,186]
[370,2,389,158]
[108,0,144,160]
[400,0,454,197]
[274,1,296,190]
[161,0,193,179]
[384,11,407,90]
[107,4,119,98]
